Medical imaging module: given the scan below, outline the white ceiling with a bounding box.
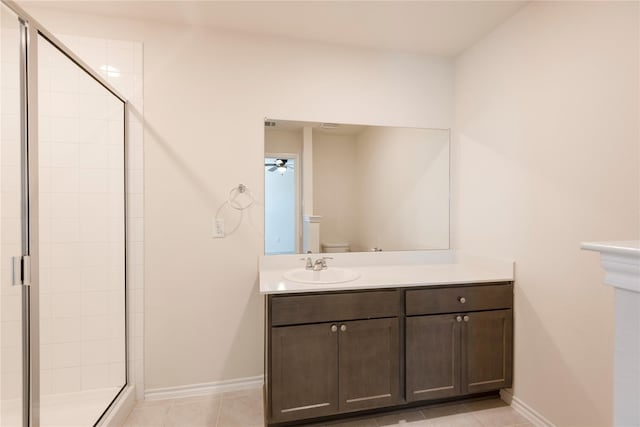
[22,1,528,56]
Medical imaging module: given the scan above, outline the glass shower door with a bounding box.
[38,35,126,427]
[1,5,26,426]
[2,4,128,425]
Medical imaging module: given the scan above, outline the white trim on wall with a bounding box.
[144,376,264,401]
[500,389,556,427]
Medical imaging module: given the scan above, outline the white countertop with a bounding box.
[259,250,514,294]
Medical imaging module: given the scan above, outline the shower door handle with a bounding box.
[11,255,30,286]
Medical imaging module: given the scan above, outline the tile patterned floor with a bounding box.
[122,389,534,427]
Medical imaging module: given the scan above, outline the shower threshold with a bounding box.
[1,386,121,427]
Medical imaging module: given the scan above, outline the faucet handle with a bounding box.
[300,256,313,269]
[319,256,333,269]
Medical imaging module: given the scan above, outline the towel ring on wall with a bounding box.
[228,184,254,210]
[214,184,254,237]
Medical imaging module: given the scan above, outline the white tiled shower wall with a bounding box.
[0,29,144,401]
[52,33,145,399]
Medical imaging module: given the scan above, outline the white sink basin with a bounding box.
[283,267,361,284]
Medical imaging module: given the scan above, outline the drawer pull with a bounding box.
[346,393,391,403]
[455,315,462,322]
[281,402,330,413]
[463,315,470,322]
[331,324,337,332]
[340,324,347,332]
[459,297,466,304]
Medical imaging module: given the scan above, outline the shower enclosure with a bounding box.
[1,2,128,426]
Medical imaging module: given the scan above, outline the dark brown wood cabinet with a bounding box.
[463,309,513,394]
[270,323,339,422]
[338,318,400,412]
[267,290,401,424]
[405,283,513,403]
[406,314,461,401]
[266,283,513,426]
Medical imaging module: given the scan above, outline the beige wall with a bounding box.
[354,127,449,252]
[312,132,359,249]
[23,6,454,390]
[454,2,639,426]
[264,129,302,156]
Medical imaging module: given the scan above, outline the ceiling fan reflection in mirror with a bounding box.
[265,158,294,175]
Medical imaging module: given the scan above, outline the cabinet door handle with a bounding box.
[463,315,469,322]
[458,297,466,304]
[331,324,337,332]
[340,324,347,332]
[455,315,462,322]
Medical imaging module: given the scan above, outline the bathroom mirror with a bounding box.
[264,119,450,255]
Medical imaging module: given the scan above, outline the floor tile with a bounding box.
[376,408,425,426]
[420,403,467,420]
[424,413,484,427]
[163,398,221,427]
[122,405,171,427]
[163,399,220,427]
[217,393,265,427]
[123,389,531,427]
[470,406,529,427]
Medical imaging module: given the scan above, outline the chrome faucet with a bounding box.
[313,256,333,271]
[301,257,313,270]
[301,256,333,271]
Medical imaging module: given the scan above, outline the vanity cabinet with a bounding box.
[406,314,461,401]
[338,317,400,412]
[267,290,401,424]
[265,283,513,426]
[405,283,513,402]
[462,309,513,394]
[270,323,339,421]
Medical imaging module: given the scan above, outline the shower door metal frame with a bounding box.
[1,1,129,426]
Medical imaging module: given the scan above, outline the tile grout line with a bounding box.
[214,393,224,427]
[159,398,174,427]
[469,410,488,427]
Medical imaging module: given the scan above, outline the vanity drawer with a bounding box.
[405,283,512,315]
[270,290,401,326]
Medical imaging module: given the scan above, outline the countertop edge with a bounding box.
[581,241,640,257]
[259,276,514,295]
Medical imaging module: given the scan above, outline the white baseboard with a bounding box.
[500,389,555,427]
[144,375,264,401]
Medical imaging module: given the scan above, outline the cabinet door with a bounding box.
[406,314,462,401]
[338,318,400,412]
[462,309,513,394]
[270,323,338,422]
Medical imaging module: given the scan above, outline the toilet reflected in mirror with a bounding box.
[321,242,350,253]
